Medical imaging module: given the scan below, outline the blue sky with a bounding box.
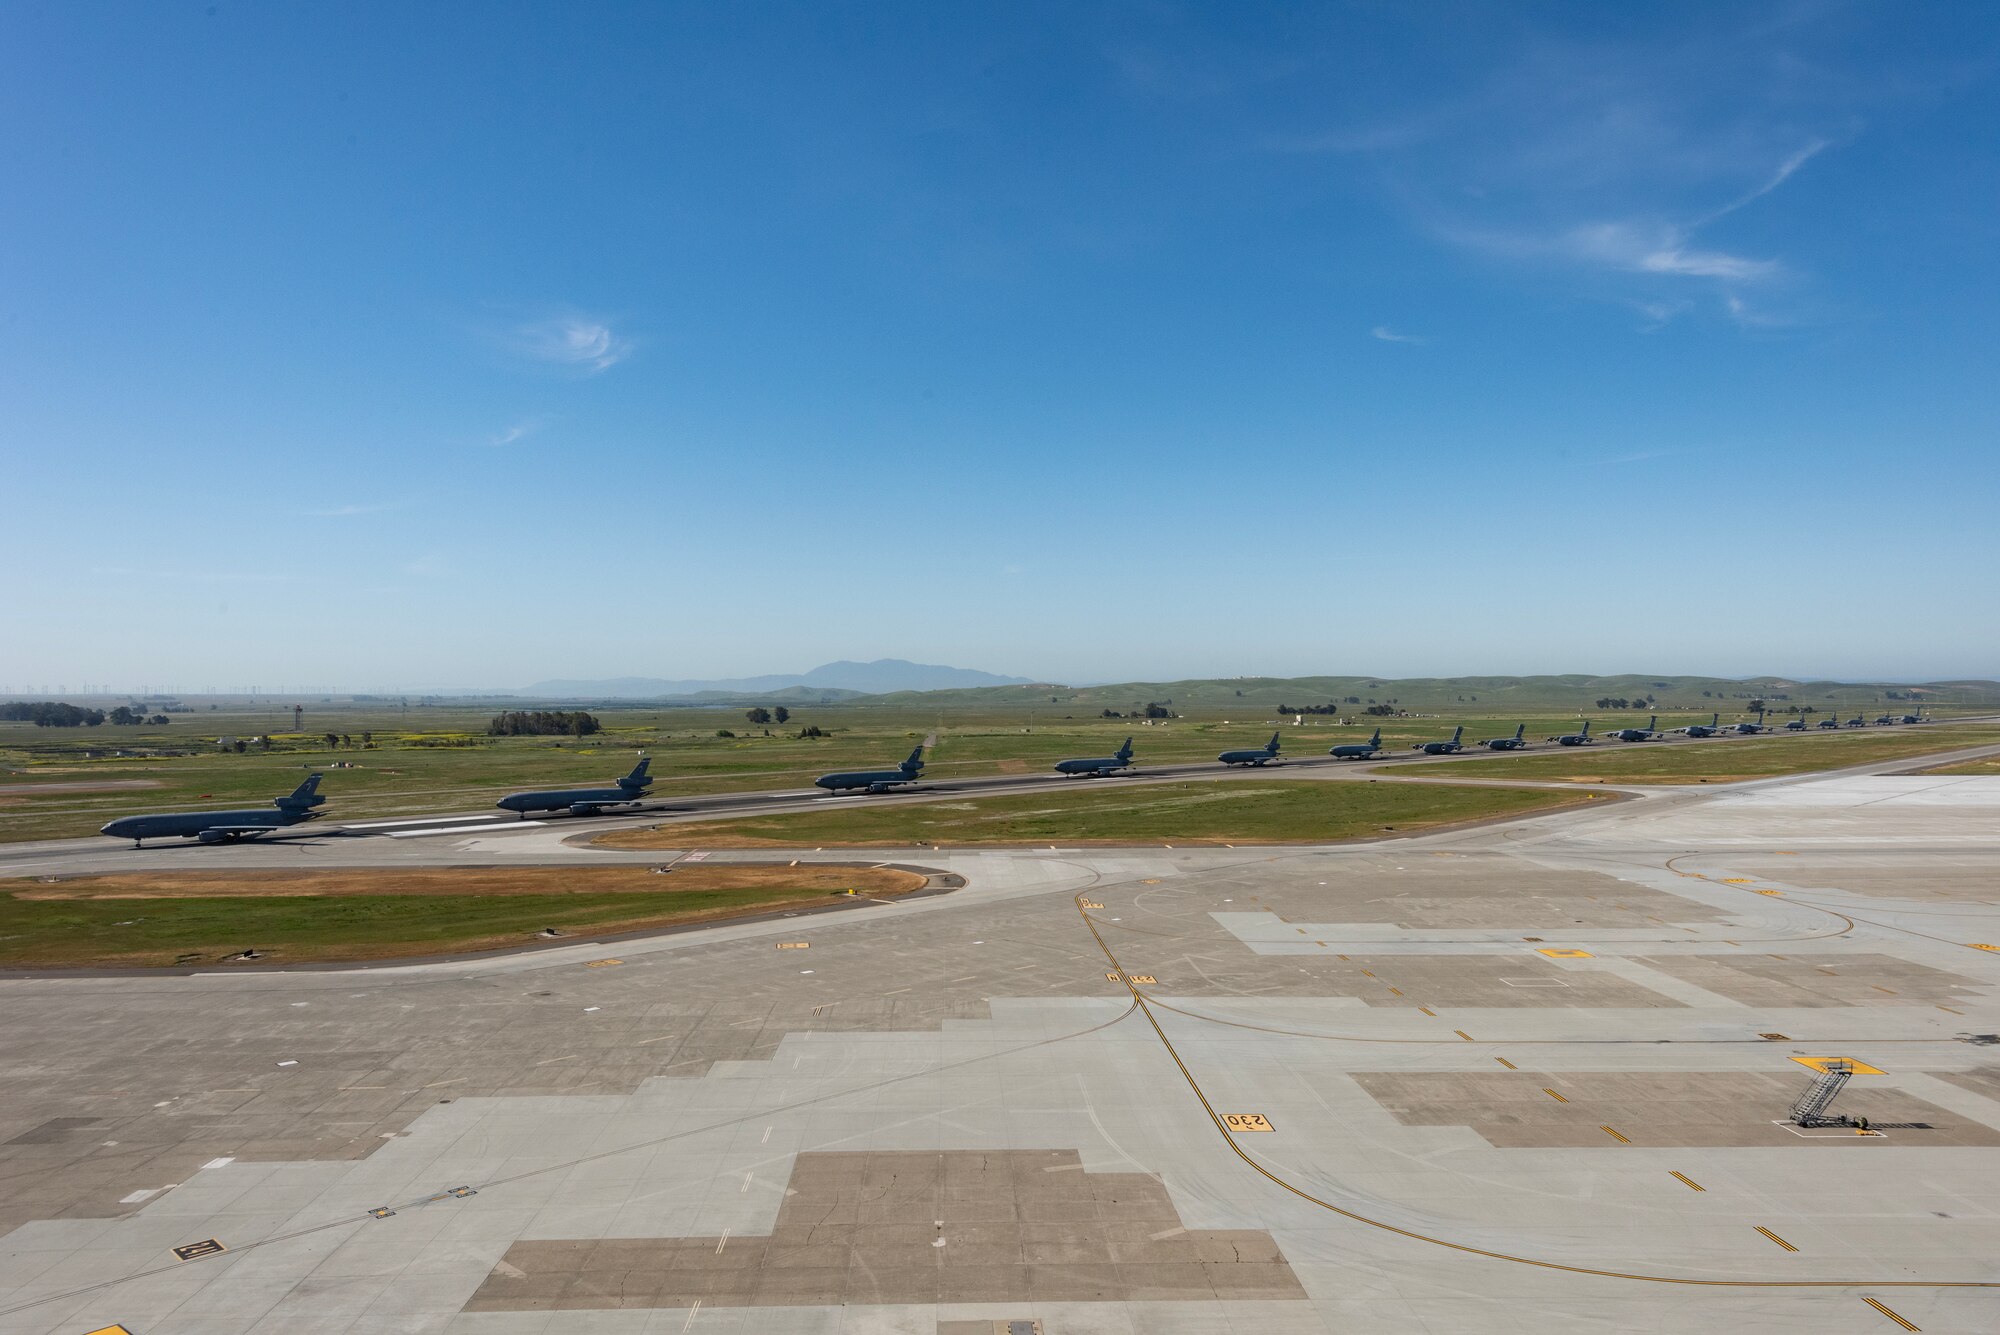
[3,1,1996,692]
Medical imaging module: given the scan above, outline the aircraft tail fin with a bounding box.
[619,757,653,790]
[1648,715,1658,731]
[1369,728,1381,746]
[277,774,326,810]
[1266,732,1281,752]
[902,745,925,773]
[1513,723,1524,739]
[1116,737,1134,761]
[1451,725,1463,742]
[1710,712,1719,726]
[1581,719,1591,736]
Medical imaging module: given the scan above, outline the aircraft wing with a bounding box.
[200,825,286,839]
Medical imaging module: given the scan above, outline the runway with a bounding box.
[4,744,2000,1332]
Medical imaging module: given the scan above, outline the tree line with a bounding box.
[2,702,168,727]
[487,710,602,737]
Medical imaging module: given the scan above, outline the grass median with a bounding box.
[0,864,924,969]
[1440,726,2000,785]
[594,778,1599,849]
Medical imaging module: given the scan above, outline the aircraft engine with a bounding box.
[197,829,230,844]
[569,803,599,817]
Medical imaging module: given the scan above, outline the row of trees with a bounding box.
[1593,696,1658,710]
[487,710,602,737]
[744,706,792,725]
[1100,703,1173,719]
[3,702,166,727]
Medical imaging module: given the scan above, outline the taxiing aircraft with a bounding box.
[1874,714,1897,726]
[1329,729,1383,760]
[100,775,327,847]
[1056,737,1135,777]
[1679,713,1723,738]
[1413,725,1465,756]
[498,758,653,818]
[1481,723,1529,751]
[1554,720,1594,747]
[1901,709,1925,724]
[1846,715,1866,728]
[1218,732,1281,767]
[1818,715,1842,729]
[1785,716,1810,731]
[815,745,925,795]
[1608,715,1661,743]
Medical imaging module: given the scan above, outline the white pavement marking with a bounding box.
[387,821,544,837]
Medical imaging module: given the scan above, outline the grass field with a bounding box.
[3,684,1991,842]
[0,865,923,968]
[594,779,1598,848]
[1921,755,2000,775]
[1441,725,2000,784]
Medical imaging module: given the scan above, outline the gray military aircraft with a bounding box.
[1785,715,1810,731]
[1608,715,1661,743]
[1413,725,1465,756]
[1902,708,1925,724]
[815,745,925,795]
[100,775,327,847]
[1818,715,1842,729]
[497,758,653,818]
[1553,720,1594,747]
[1874,713,1897,726]
[1481,723,1529,751]
[1218,732,1282,766]
[1678,712,1723,738]
[1329,728,1383,760]
[1056,737,1135,777]
[1845,714,1866,728]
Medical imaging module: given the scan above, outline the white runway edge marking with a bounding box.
[388,821,543,838]
[118,1189,160,1204]
[343,814,508,830]
[199,1157,234,1171]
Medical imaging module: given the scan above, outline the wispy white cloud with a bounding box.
[1260,17,1854,328]
[485,415,552,447]
[1370,325,1427,345]
[505,315,630,373]
[1565,221,1778,281]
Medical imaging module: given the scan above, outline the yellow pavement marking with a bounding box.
[1418,1006,1436,1016]
[1755,889,1784,896]
[172,1239,225,1261]
[1494,1057,1516,1069]
[1863,1297,1921,1330]
[1670,1171,1705,1192]
[776,942,809,950]
[1141,878,1161,884]
[1542,1088,1569,1103]
[586,959,622,968]
[1937,1005,1963,1015]
[1601,1125,1631,1143]
[1080,900,1104,909]
[1792,1057,1885,1075]
[1971,944,2000,952]
[1536,948,1594,958]
[1222,1113,1274,1133]
[1387,987,1403,996]
[1455,1030,1474,1042]
[83,1327,136,1335]
[1106,972,1158,985]
[1755,1226,1799,1253]
[1067,888,2000,1293]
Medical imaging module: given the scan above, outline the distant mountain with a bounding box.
[522,659,1032,699]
